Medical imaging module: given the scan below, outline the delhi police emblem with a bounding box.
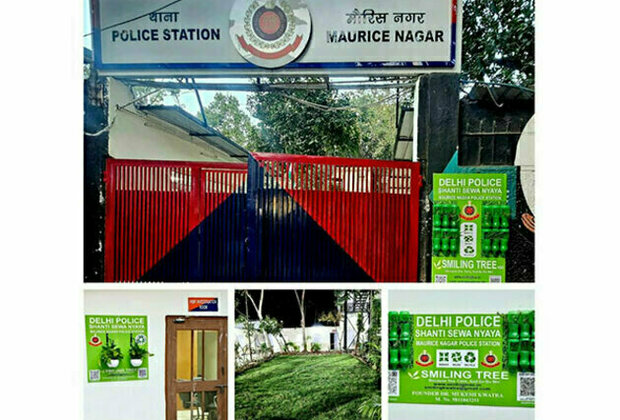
[230,0,312,68]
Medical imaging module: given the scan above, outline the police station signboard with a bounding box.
[389,312,535,408]
[91,0,461,76]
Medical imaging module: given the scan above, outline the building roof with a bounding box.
[392,84,535,161]
[136,105,249,159]
[463,84,534,105]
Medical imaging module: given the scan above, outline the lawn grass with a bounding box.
[235,353,380,420]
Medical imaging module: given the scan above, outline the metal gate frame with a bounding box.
[103,159,247,282]
[104,155,421,282]
[247,153,421,282]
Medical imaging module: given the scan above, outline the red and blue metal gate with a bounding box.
[104,159,248,282]
[104,155,420,282]
[247,154,420,282]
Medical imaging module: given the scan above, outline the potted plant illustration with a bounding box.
[129,341,153,367]
[100,339,123,369]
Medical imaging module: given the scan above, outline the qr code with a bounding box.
[517,372,535,401]
[137,368,148,379]
[388,370,399,396]
[489,276,502,283]
[89,370,100,381]
[435,275,447,283]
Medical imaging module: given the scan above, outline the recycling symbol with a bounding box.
[135,334,147,345]
[464,352,476,363]
[451,352,462,362]
[464,246,474,253]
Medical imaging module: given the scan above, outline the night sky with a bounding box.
[236,290,338,328]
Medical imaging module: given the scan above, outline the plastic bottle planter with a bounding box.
[433,202,510,258]
[432,203,460,257]
[388,311,413,370]
[481,203,510,258]
[506,311,535,373]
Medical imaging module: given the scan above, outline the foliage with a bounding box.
[246,81,401,159]
[350,90,398,160]
[284,342,300,353]
[259,316,283,337]
[462,0,535,87]
[259,342,271,356]
[201,93,259,147]
[131,84,181,106]
[99,340,123,366]
[355,312,365,351]
[128,341,152,360]
[358,394,382,420]
[363,294,382,372]
[237,314,258,362]
[311,342,321,353]
[247,78,361,157]
[236,354,380,420]
[318,310,342,326]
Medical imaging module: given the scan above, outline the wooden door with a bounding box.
[166,316,227,420]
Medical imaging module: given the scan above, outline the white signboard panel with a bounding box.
[91,0,461,76]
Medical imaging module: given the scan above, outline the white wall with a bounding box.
[235,325,338,352]
[234,310,370,365]
[84,289,228,420]
[108,78,238,163]
[388,289,535,420]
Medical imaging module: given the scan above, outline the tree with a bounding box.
[247,78,361,157]
[201,93,258,147]
[462,0,535,87]
[365,292,381,372]
[237,313,257,363]
[318,310,342,326]
[130,85,181,106]
[350,90,399,160]
[260,316,286,352]
[247,80,405,159]
[244,290,274,355]
[355,311,365,353]
[240,293,256,362]
[293,290,307,352]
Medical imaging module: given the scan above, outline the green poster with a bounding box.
[388,313,535,408]
[85,315,150,383]
[431,173,509,283]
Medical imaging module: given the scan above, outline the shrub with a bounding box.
[358,394,381,420]
[284,342,300,352]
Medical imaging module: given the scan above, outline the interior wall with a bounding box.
[83,289,228,420]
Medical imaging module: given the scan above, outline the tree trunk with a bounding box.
[246,290,274,355]
[278,332,288,352]
[294,290,307,352]
[244,294,253,362]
